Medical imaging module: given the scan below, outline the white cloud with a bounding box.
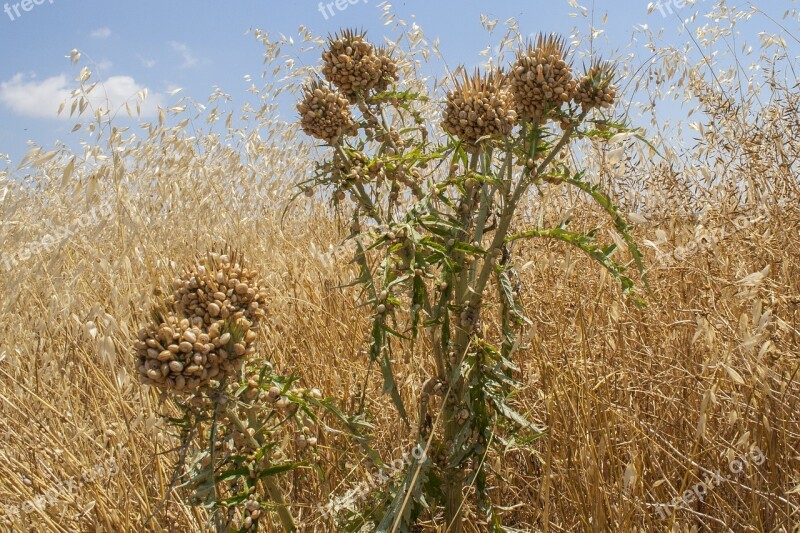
[90,27,112,39]
[169,41,199,68]
[0,73,164,119]
[0,74,70,118]
[94,59,113,72]
[137,55,157,69]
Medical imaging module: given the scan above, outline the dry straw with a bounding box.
[0,6,799,532]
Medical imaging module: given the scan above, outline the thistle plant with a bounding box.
[136,252,267,392]
[165,360,321,533]
[297,30,645,531]
[134,252,329,532]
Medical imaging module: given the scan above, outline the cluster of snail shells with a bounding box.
[375,47,399,93]
[386,164,421,186]
[510,45,575,122]
[442,74,518,147]
[168,254,268,328]
[574,70,617,111]
[458,305,481,332]
[136,316,257,392]
[322,32,384,99]
[241,498,262,530]
[297,83,356,144]
[335,150,370,182]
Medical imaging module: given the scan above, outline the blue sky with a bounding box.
[0,1,796,166]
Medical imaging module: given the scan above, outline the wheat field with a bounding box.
[0,6,799,533]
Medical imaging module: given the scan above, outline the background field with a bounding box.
[0,3,799,531]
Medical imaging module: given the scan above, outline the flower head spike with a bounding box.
[135,251,267,394]
[442,69,517,150]
[510,34,575,123]
[167,251,269,327]
[297,81,356,143]
[322,29,384,100]
[135,315,256,393]
[375,46,400,93]
[574,60,618,112]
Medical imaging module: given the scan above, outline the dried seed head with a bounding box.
[136,316,254,393]
[322,29,384,100]
[168,251,268,327]
[136,251,266,394]
[297,81,355,143]
[510,34,575,123]
[574,60,618,112]
[442,69,517,149]
[375,46,399,93]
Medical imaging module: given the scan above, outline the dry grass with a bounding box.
[1,6,799,532]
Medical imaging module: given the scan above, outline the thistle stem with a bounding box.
[226,405,296,532]
[467,121,580,311]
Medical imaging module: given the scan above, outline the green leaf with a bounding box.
[375,455,432,533]
[453,241,487,256]
[508,227,636,293]
[380,349,409,424]
[410,272,427,341]
[488,395,544,434]
[560,170,649,292]
[304,396,381,464]
[257,461,305,479]
[497,269,528,324]
[448,419,477,467]
[216,467,249,482]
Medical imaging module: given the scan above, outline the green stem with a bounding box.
[443,403,466,533]
[452,153,482,307]
[332,142,383,223]
[440,149,487,533]
[441,122,579,531]
[467,121,580,311]
[226,406,296,532]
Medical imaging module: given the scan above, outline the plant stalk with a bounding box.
[227,405,296,532]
